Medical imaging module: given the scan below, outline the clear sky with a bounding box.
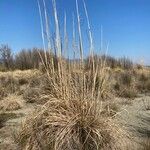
[0,0,150,64]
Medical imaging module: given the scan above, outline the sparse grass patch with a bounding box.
[121,88,138,98]
[141,138,150,150]
[103,101,120,116]
[144,80,150,92]
[0,112,18,128]
[0,94,23,111]
[119,71,133,87]
[0,74,20,95]
[23,88,41,103]
[113,71,138,98]
[136,73,150,93]
[137,79,150,93]
[119,98,133,105]
[0,87,7,100]
[114,84,137,98]
[0,100,21,111]
[139,73,148,82]
[29,76,41,87]
[142,99,150,111]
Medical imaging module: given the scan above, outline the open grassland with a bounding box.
[0,0,150,149]
[0,67,149,150]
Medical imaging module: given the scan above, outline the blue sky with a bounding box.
[0,0,150,64]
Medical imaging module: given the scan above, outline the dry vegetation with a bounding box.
[0,0,150,150]
[0,67,150,149]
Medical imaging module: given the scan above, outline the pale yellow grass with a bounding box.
[0,94,24,111]
[0,69,40,80]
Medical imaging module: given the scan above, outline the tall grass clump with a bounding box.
[16,0,127,149]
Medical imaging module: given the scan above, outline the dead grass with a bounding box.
[23,88,41,103]
[0,69,41,99]
[113,68,150,97]
[17,98,125,150]
[0,112,18,128]
[140,138,150,150]
[0,94,23,111]
[136,72,150,93]
[103,101,120,116]
[0,0,150,149]
[16,63,129,150]
[121,88,138,98]
[0,69,40,79]
[142,98,150,111]
[0,87,7,100]
[15,0,128,149]
[0,74,19,95]
[2,101,21,111]
[113,70,138,98]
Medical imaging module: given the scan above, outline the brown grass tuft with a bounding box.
[3,101,21,111]
[0,94,22,111]
[17,98,125,150]
[16,0,129,149]
[23,88,41,103]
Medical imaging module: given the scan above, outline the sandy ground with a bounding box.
[116,94,150,149]
[0,94,149,150]
[0,102,38,150]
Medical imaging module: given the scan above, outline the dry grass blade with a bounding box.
[83,0,94,71]
[52,0,61,57]
[43,0,51,51]
[76,0,83,64]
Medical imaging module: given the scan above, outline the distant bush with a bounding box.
[85,55,134,71]
[0,45,57,71]
[14,48,54,70]
[0,44,14,70]
[136,64,143,70]
[0,44,135,72]
[100,55,119,69]
[118,57,133,70]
